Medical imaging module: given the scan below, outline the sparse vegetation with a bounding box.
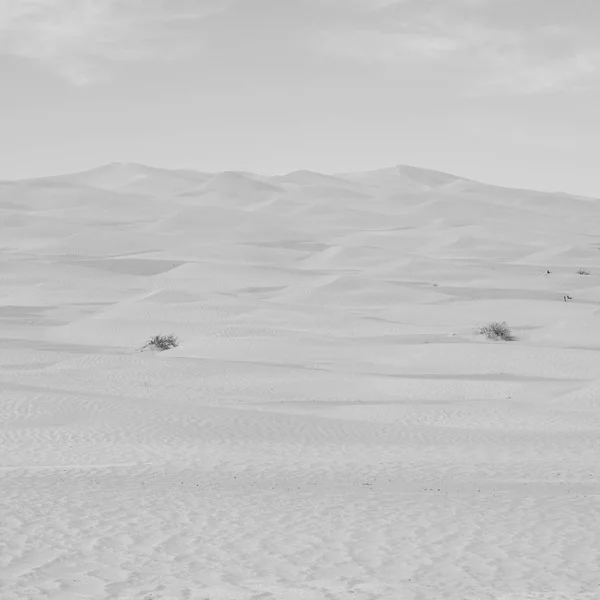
[477,321,515,341]
[143,334,179,351]
[576,268,590,275]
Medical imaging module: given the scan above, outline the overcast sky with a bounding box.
[1,0,599,196]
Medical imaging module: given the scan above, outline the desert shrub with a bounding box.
[576,268,590,275]
[143,334,179,351]
[477,321,515,341]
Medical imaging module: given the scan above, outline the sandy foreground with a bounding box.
[1,163,599,600]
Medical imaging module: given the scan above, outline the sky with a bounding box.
[1,0,600,196]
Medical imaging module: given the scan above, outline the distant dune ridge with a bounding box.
[1,162,600,599]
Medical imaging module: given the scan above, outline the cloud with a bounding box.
[319,0,408,11]
[481,46,599,95]
[319,0,490,13]
[317,28,460,63]
[0,0,232,85]
[311,3,600,95]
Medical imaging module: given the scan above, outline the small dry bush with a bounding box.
[477,321,515,341]
[144,334,179,351]
[576,268,590,275]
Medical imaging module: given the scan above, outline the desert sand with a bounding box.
[1,163,599,600]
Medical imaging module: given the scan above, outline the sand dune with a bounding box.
[1,163,600,599]
[333,165,469,192]
[42,162,213,196]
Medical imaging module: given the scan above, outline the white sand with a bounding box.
[1,163,599,600]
